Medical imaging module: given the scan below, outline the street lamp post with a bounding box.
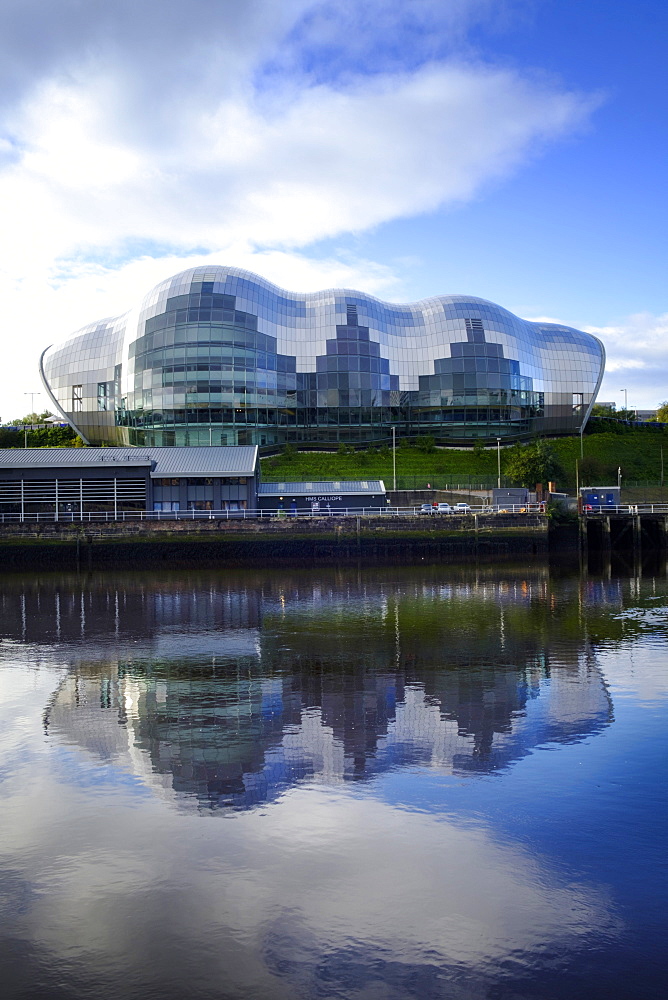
[24,391,41,415]
[23,391,42,449]
[621,388,627,414]
[496,437,501,489]
[392,426,397,492]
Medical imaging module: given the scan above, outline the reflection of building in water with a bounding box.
[45,651,611,812]
[0,576,262,653]
[0,569,614,810]
[34,575,613,812]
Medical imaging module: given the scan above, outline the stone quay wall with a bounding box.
[0,513,548,569]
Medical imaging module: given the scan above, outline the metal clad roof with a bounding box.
[147,447,258,477]
[258,480,386,495]
[0,446,258,477]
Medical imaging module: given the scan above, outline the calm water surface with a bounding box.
[0,565,666,1000]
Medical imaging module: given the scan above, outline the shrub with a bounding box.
[415,435,436,454]
[545,500,578,525]
[504,439,562,488]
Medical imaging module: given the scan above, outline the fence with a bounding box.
[583,504,668,515]
[0,504,551,524]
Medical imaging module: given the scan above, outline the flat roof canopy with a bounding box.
[258,480,385,496]
[0,446,259,478]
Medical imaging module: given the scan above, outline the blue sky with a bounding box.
[0,0,665,417]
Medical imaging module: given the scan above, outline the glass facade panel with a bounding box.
[41,266,605,446]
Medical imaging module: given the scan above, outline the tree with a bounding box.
[589,404,639,426]
[591,403,616,417]
[0,423,78,447]
[657,401,668,424]
[504,439,562,488]
[10,410,53,425]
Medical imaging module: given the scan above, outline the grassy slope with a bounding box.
[261,445,496,487]
[261,430,668,490]
[552,431,668,488]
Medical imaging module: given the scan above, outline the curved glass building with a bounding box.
[41,265,605,447]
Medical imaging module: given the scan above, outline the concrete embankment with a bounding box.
[0,513,548,568]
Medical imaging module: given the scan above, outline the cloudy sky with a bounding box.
[0,0,665,419]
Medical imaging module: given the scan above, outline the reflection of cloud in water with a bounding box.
[595,606,668,702]
[0,771,621,999]
[597,646,668,703]
[253,793,621,988]
[0,568,642,999]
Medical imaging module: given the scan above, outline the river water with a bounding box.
[0,565,666,1000]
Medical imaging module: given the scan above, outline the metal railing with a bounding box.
[582,504,668,515]
[0,504,552,524]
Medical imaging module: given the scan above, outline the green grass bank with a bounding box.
[261,429,668,492]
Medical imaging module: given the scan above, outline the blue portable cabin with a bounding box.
[580,486,620,509]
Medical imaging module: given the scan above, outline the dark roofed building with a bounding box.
[0,446,259,519]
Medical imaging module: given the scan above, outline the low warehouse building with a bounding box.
[257,480,387,515]
[0,446,259,519]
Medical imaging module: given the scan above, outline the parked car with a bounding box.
[453,503,472,513]
[435,502,452,513]
[420,503,434,514]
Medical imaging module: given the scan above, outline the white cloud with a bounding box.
[604,359,646,372]
[0,61,596,271]
[586,313,668,409]
[264,0,507,82]
[0,0,599,418]
[0,1,311,111]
